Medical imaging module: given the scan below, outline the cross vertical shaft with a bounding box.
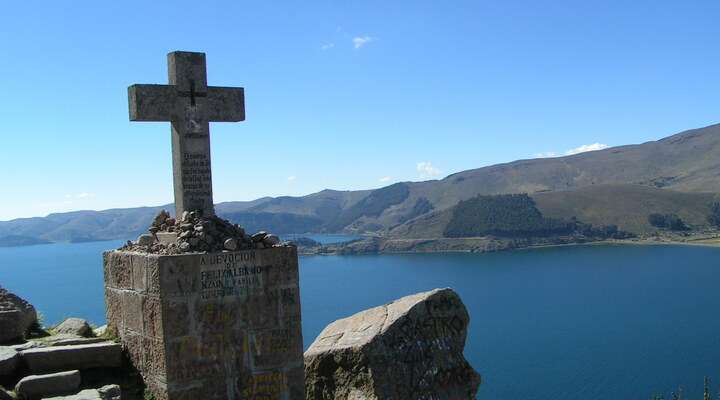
[128,51,245,218]
[170,52,213,217]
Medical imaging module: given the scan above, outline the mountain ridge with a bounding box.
[2,123,719,246]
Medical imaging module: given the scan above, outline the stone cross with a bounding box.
[128,51,245,217]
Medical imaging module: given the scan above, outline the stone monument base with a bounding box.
[103,247,304,400]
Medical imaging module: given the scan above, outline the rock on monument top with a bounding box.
[120,209,287,254]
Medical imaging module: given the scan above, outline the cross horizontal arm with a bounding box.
[128,84,176,121]
[206,87,245,122]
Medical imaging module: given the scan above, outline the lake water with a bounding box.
[1,241,719,399]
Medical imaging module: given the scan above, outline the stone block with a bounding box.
[21,343,122,373]
[104,252,132,290]
[144,376,169,400]
[0,347,18,377]
[142,337,166,381]
[103,288,122,336]
[286,366,306,400]
[250,328,303,370]
[15,370,81,399]
[102,247,304,399]
[131,254,147,293]
[162,300,189,337]
[239,370,289,400]
[120,331,144,376]
[147,257,161,295]
[42,384,122,399]
[155,232,177,246]
[142,296,163,339]
[121,292,144,335]
[261,247,300,287]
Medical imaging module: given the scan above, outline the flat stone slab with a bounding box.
[15,370,81,399]
[0,347,18,377]
[43,384,121,400]
[21,343,122,374]
[40,335,107,348]
[305,288,481,400]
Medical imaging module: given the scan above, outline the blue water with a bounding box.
[1,241,719,399]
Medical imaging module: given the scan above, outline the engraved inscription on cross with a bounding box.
[128,51,245,217]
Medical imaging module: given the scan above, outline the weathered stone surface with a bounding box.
[42,335,106,347]
[15,370,81,399]
[54,319,92,338]
[136,234,155,247]
[21,343,122,373]
[263,234,280,247]
[10,341,43,352]
[121,210,287,255]
[128,51,245,218]
[0,286,38,344]
[104,247,304,400]
[0,347,18,377]
[223,238,238,251]
[92,326,107,338]
[305,288,481,400]
[251,231,268,242]
[43,384,122,400]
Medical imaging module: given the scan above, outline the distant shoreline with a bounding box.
[301,233,720,256]
[3,234,719,255]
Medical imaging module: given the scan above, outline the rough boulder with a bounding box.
[54,318,92,337]
[0,286,37,344]
[304,288,481,400]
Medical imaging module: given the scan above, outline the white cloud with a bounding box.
[65,192,96,199]
[564,143,609,155]
[352,36,373,49]
[534,143,609,159]
[379,176,392,183]
[417,162,442,179]
[287,176,297,182]
[321,43,335,50]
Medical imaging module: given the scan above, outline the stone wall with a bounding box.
[104,247,304,400]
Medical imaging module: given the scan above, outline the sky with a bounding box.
[1,0,719,221]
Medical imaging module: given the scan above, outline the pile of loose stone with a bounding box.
[122,210,285,254]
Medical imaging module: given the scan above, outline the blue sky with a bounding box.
[1,0,719,221]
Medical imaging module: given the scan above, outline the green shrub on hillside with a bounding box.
[648,213,690,231]
[707,202,720,228]
[443,194,575,238]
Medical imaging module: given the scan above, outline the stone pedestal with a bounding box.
[103,247,304,400]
